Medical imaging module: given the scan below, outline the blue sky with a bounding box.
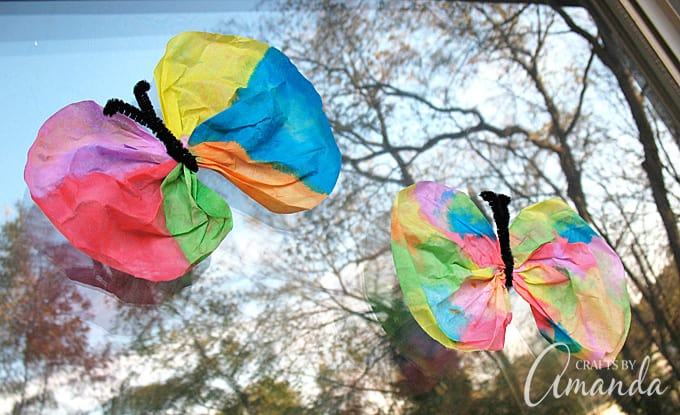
[0,1,263,221]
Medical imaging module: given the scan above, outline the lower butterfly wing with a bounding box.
[509,198,631,364]
[391,182,511,351]
[154,32,341,214]
[24,101,232,281]
[25,202,199,305]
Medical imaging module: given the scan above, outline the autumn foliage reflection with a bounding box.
[0,211,111,413]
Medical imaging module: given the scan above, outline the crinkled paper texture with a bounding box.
[156,31,342,213]
[391,182,511,351]
[390,181,631,364]
[25,101,232,282]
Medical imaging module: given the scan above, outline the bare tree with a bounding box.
[93,1,679,413]
[229,0,680,411]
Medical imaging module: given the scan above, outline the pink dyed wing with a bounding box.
[24,101,232,282]
[510,198,631,364]
[391,182,511,351]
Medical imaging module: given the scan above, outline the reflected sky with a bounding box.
[0,1,264,219]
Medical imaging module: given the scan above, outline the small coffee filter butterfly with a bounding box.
[391,181,631,365]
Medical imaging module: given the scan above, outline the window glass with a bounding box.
[1,2,678,414]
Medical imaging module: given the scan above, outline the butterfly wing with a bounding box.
[25,202,198,305]
[24,101,232,282]
[391,182,511,351]
[154,32,341,213]
[509,198,631,363]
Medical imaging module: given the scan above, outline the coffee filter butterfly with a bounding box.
[391,181,631,365]
[24,32,341,283]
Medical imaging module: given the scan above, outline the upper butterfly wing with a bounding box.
[509,198,631,364]
[391,182,511,351]
[24,101,232,282]
[154,31,341,213]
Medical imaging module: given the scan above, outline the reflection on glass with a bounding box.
[25,204,198,306]
[1,1,679,414]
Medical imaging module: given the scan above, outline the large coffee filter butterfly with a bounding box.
[391,181,631,364]
[25,32,341,282]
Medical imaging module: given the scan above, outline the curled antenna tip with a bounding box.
[480,191,495,202]
[133,80,151,94]
[480,191,511,205]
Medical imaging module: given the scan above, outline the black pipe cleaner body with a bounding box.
[480,191,514,288]
[103,80,198,172]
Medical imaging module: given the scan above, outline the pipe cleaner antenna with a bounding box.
[103,81,198,172]
[480,191,514,288]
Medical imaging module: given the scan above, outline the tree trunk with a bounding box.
[588,8,680,281]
